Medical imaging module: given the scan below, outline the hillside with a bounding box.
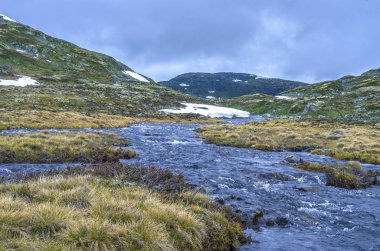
[221,68,380,123]
[0,14,198,123]
[159,72,307,99]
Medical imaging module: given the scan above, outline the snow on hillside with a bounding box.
[275,95,295,100]
[179,83,190,87]
[160,103,250,118]
[256,75,271,80]
[0,76,39,87]
[0,13,17,22]
[122,70,150,82]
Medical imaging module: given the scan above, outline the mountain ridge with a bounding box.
[159,72,307,99]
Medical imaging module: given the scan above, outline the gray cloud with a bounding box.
[2,0,380,82]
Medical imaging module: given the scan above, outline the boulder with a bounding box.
[252,211,264,225]
[295,185,321,192]
[275,216,290,226]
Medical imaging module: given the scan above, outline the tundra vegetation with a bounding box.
[197,120,380,165]
[294,161,379,189]
[0,132,137,163]
[0,163,245,250]
[218,68,380,124]
[1,16,220,130]
[0,110,221,130]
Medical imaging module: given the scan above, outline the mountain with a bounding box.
[159,72,307,99]
[0,14,195,118]
[221,68,380,123]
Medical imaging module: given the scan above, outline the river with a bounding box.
[1,117,379,251]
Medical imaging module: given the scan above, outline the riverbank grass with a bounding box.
[294,161,379,189]
[0,132,136,163]
[0,111,222,130]
[197,120,380,164]
[0,164,244,250]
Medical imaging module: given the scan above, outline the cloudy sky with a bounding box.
[1,0,380,83]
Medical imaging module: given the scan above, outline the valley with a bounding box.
[0,11,379,251]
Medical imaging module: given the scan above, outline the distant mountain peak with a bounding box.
[159,72,307,99]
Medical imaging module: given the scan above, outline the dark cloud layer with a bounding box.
[2,0,380,82]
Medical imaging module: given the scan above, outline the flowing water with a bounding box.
[1,117,379,251]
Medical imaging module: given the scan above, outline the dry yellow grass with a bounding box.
[0,175,243,250]
[197,120,380,164]
[0,110,141,130]
[0,132,136,163]
[294,161,378,189]
[0,110,221,130]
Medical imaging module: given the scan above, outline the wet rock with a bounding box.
[259,172,292,182]
[285,156,296,163]
[275,216,290,227]
[295,185,321,192]
[362,170,380,186]
[215,197,225,205]
[283,156,305,164]
[229,195,244,201]
[252,211,264,225]
[266,219,275,227]
[189,164,202,169]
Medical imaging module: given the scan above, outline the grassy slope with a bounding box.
[160,72,306,99]
[197,120,380,164]
[0,16,204,128]
[0,164,244,250]
[220,69,380,123]
[0,132,136,163]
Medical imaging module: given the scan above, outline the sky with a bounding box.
[1,0,380,83]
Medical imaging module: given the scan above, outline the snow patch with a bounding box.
[275,95,295,100]
[206,96,215,99]
[0,76,39,87]
[208,90,215,93]
[179,83,190,87]
[160,103,250,118]
[16,49,27,54]
[122,70,150,82]
[232,79,242,82]
[0,13,17,23]
[256,75,271,80]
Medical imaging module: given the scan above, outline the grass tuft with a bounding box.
[0,164,245,250]
[295,161,379,189]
